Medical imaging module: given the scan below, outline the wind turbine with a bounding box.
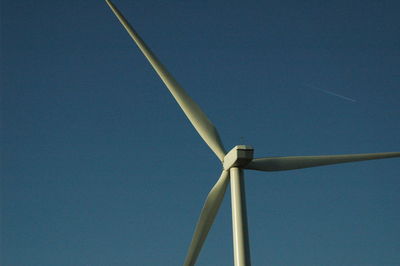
[105,1,400,265]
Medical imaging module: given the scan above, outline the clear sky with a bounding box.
[2,0,400,265]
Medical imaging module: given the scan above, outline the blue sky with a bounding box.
[2,0,400,265]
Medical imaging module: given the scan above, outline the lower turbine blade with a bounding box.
[184,170,230,266]
[245,152,400,171]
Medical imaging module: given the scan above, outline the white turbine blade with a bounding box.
[184,170,230,266]
[245,152,400,171]
[105,0,226,161]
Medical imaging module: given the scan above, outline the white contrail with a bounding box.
[306,84,357,102]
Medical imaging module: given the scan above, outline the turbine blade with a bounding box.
[184,170,230,266]
[245,152,400,171]
[105,0,226,161]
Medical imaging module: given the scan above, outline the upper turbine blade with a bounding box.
[245,152,400,171]
[105,0,226,161]
[184,170,230,266]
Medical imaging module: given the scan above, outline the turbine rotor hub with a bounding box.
[223,145,254,170]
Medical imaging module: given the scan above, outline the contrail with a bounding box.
[306,84,357,102]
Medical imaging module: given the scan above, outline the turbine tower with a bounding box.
[105,1,400,265]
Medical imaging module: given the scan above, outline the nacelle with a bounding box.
[223,145,254,170]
